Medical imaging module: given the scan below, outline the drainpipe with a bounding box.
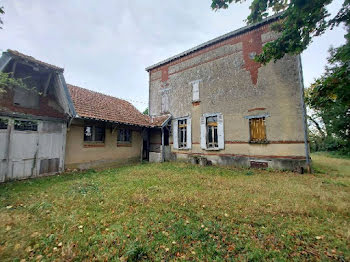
[297,55,311,173]
[161,127,165,162]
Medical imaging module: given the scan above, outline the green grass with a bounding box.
[0,153,349,261]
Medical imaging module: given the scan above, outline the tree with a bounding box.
[0,6,4,29]
[143,108,149,115]
[211,0,350,64]
[0,72,33,96]
[305,24,350,154]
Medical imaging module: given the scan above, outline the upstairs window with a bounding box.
[192,81,200,102]
[84,125,105,142]
[249,117,267,143]
[178,119,187,149]
[161,90,169,113]
[117,129,132,143]
[0,119,8,130]
[206,116,218,149]
[14,120,38,131]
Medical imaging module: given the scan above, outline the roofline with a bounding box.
[5,50,64,72]
[75,115,152,128]
[145,13,282,72]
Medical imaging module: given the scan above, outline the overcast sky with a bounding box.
[0,0,346,111]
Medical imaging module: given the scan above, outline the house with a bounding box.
[0,14,311,182]
[0,50,75,182]
[64,84,169,169]
[146,14,310,171]
[0,50,170,181]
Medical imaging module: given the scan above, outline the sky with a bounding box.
[0,0,346,112]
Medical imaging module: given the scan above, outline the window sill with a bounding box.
[177,147,190,150]
[205,148,221,151]
[249,140,269,144]
[84,142,105,148]
[117,143,132,147]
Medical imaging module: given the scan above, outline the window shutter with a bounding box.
[173,120,179,149]
[192,82,199,101]
[218,114,224,149]
[200,116,206,149]
[186,117,192,149]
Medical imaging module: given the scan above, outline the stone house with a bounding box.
[0,14,311,182]
[146,14,310,171]
[0,51,166,181]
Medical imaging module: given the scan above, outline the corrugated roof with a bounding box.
[145,13,282,71]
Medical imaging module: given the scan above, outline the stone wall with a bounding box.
[148,20,308,170]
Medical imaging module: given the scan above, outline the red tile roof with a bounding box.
[67,84,160,127]
[150,114,171,127]
[7,49,64,72]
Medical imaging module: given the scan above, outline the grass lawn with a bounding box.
[0,153,349,261]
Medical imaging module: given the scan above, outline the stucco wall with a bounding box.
[65,123,142,169]
[148,21,308,169]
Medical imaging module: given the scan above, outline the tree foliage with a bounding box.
[306,25,350,154]
[0,72,33,96]
[211,0,350,64]
[143,108,149,115]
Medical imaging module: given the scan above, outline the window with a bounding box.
[249,117,267,143]
[192,81,200,102]
[161,91,169,113]
[84,125,105,142]
[178,119,187,148]
[14,120,38,131]
[0,119,8,130]
[117,129,132,143]
[173,117,191,149]
[200,114,224,150]
[206,116,218,148]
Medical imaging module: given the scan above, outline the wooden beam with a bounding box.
[43,72,52,96]
[11,61,17,78]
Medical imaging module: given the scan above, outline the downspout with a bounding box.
[297,55,311,172]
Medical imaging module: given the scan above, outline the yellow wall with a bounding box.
[65,123,142,169]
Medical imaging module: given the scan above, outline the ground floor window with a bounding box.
[117,129,131,143]
[84,125,105,142]
[206,116,218,148]
[200,113,224,150]
[178,119,187,148]
[249,117,266,142]
[14,120,38,131]
[173,117,191,150]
